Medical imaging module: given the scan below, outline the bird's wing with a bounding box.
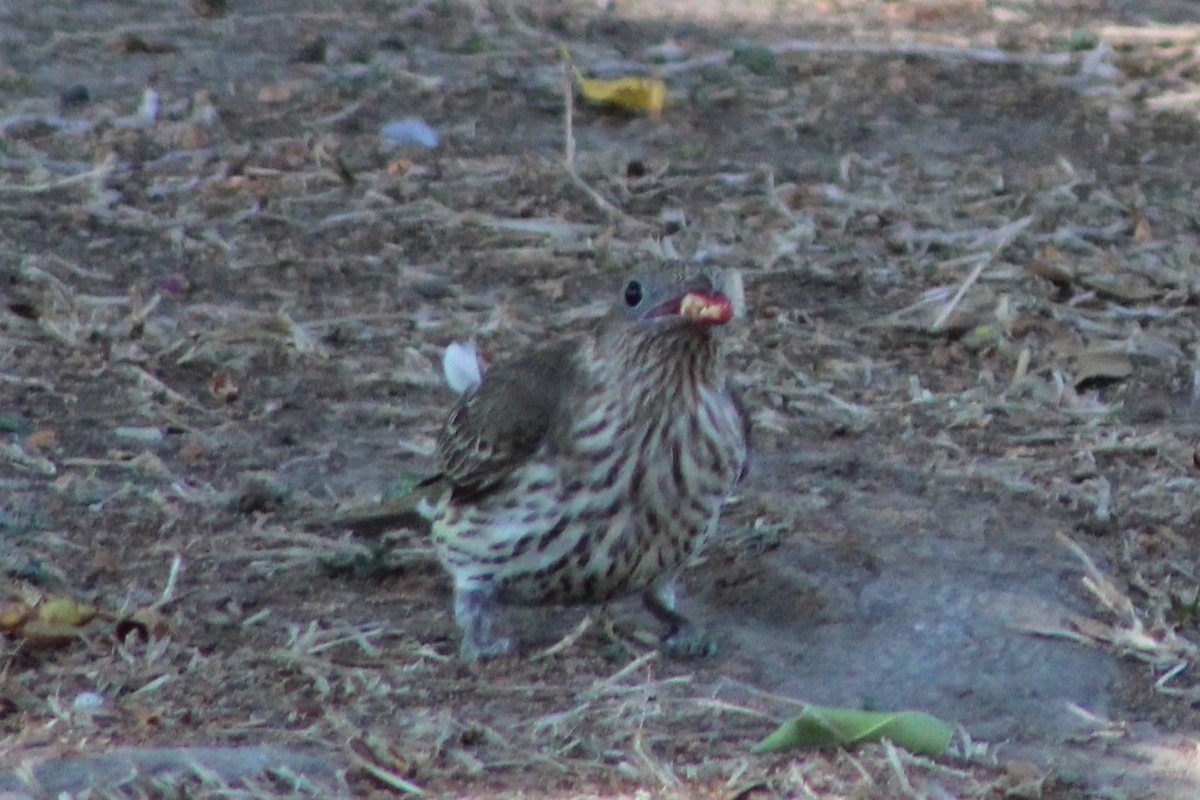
[436,340,579,498]
[728,379,753,483]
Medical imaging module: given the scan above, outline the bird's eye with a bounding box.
[624,280,643,307]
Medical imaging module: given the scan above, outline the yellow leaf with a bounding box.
[559,44,665,117]
[0,601,34,632]
[37,597,98,628]
[13,621,85,650]
[577,75,666,116]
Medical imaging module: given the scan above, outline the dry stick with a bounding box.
[44,11,360,48]
[1146,89,1200,111]
[0,372,61,393]
[496,0,552,43]
[347,748,427,796]
[119,365,215,415]
[157,555,183,607]
[592,650,660,692]
[882,741,917,798]
[930,215,1034,332]
[0,161,115,195]
[559,52,649,229]
[563,56,576,168]
[631,727,681,789]
[1056,531,1200,667]
[686,697,777,721]
[660,39,1076,76]
[929,254,989,333]
[1098,23,1200,45]
[533,616,594,660]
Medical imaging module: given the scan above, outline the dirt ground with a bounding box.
[4,0,1200,797]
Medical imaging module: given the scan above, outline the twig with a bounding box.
[661,39,1077,76]
[119,365,213,414]
[496,0,553,43]
[157,555,184,607]
[347,746,427,795]
[0,159,115,196]
[630,726,681,789]
[930,253,989,333]
[686,698,777,721]
[930,215,1034,332]
[0,372,64,394]
[1098,24,1200,45]
[0,442,56,476]
[533,616,593,660]
[563,48,576,168]
[882,741,916,797]
[564,168,626,221]
[1146,90,1200,112]
[43,12,353,50]
[591,650,660,692]
[557,44,650,230]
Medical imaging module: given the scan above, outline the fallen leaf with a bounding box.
[178,440,207,461]
[258,82,304,104]
[752,705,953,757]
[23,427,57,451]
[1071,349,1133,388]
[37,597,98,628]
[13,620,86,650]
[210,371,239,403]
[1025,255,1075,289]
[90,551,122,575]
[576,74,666,116]
[560,45,665,117]
[1131,210,1153,242]
[0,601,34,632]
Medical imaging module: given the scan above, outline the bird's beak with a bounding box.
[679,291,734,325]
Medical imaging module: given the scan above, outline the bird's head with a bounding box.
[616,262,739,333]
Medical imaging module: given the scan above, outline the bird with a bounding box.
[425,261,749,660]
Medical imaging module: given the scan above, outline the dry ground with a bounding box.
[4,0,1200,797]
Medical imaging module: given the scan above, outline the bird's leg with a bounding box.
[454,582,512,660]
[642,577,687,632]
[642,576,717,658]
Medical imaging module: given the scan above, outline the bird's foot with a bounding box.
[459,634,514,661]
[641,580,716,657]
[661,624,718,659]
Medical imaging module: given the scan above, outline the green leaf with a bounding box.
[752,705,953,757]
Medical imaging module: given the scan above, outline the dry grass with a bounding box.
[3,0,1200,797]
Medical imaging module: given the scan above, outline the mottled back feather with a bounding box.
[437,339,579,499]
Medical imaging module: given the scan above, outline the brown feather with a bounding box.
[437,339,578,499]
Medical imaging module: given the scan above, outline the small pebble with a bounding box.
[643,39,686,63]
[73,692,105,710]
[380,117,438,149]
[413,278,452,300]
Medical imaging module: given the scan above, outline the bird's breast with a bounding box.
[433,370,747,605]
[554,379,746,587]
